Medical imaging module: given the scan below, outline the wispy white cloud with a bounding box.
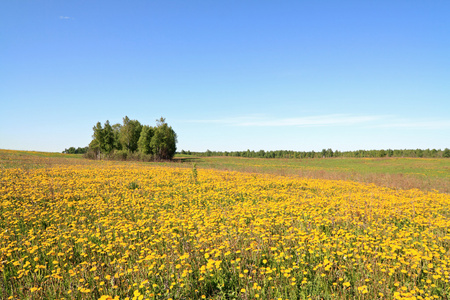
[372,119,450,129]
[239,115,384,127]
[186,114,264,125]
[184,114,450,130]
[59,16,73,20]
[185,114,385,127]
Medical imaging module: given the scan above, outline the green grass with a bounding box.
[176,156,450,193]
[192,156,450,178]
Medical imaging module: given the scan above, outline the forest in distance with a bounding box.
[182,148,450,159]
[62,115,449,161]
[64,145,450,160]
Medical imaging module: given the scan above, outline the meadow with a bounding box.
[177,156,450,194]
[1,150,450,300]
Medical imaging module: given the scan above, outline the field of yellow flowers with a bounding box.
[1,159,450,299]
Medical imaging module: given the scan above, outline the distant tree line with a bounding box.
[181,148,450,159]
[84,116,177,161]
[62,146,88,154]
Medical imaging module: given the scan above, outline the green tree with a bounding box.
[431,149,438,157]
[443,148,450,158]
[150,117,177,160]
[90,122,104,157]
[137,125,155,155]
[326,148,334,157]
[103,120,114,154]
[416,149,423,158]
[63,147,76,154]
[119,116,142,152]
[112,123,122,150]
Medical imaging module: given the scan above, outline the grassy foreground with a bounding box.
[1,150,450,300]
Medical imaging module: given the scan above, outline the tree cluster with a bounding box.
[62,146,88,154]
[184,148,450,159]
[87,116,177,161]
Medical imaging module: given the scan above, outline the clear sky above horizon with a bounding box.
[1,1,449,153]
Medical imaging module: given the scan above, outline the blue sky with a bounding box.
[1,1,449,152]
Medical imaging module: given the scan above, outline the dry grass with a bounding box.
[178,156,450,194]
